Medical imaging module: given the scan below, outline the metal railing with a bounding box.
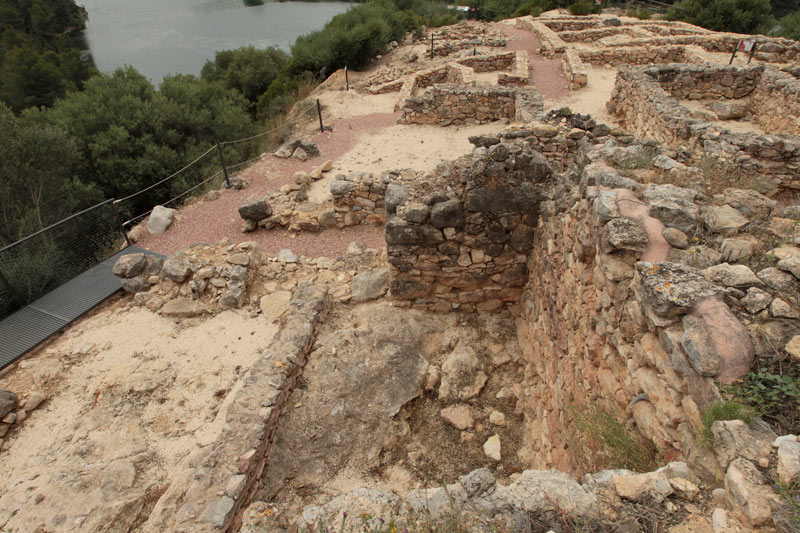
[0,200,126,320]
[0,100,324,320]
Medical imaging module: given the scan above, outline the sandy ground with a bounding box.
[308,121,507,203]
[0,303,280,530]
[680,99,767,135]
[546,65,619,126]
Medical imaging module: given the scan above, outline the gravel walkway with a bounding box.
[493,22,570,100]
[135,112,398,257]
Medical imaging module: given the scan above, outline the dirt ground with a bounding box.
[254,302,526,529]
[0,301,281,531]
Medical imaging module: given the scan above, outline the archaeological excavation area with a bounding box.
[2,11,800,533]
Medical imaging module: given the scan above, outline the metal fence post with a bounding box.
[216,142,232,189]
[430,34,434,57]
[345,65,349,91]
[111,200,132,247]
[317,99,324,133]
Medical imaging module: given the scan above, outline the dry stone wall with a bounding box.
[397,84,519,126]
[386,139,556,313]
[578,46,693,66]
[561,49,587,89]
[608,64,800,190]
[750,68,800,137]
[514,17,566,57]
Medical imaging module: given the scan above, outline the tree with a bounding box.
[666,0,773,34]
[0,103,98,244]
[45,67,257,218]
[201,46,289,111]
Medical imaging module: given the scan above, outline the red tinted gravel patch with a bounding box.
[493,22,570,100]
[135,112,398,257]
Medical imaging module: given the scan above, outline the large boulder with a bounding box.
[351,268,391,303]
[147,205,175,235]
[0,389,18,419]
[439,342,487,401]
[113,253,148,278]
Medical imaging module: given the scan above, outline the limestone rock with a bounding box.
[220,287,245,309]
[439,342,487,401]
[198,497,234,527]
[653,154,677,170]
[669,245,722,269]
[777,256,800,280]
[161,297,205,318]
[146,205,175,235]
[113,253,148,278]
[483,435,501,461]
[772,297,800,318]
[260,290,292,320]
[351,268,391,303]
[775,435,800,484]
[583,162,640,190]
[593,190,620,222]
[642,183,697,203]
[602,217,648,253]
[648,196,699,234]
[0,389,18,419]
[701,263,761,288]
[723,188,775,220]
[635,262,721,316]
[161,253,192,282]
[613,472,673,503]
[680,315,720,377]
[712,420,773,469]
[758,267,800,294]
[22,392,44,412]
[662,227,689,249]
[720,238,754,261]
[741,287,772,313]
[277,249,298,263]
[494,470,596,516]
[441,405,474,430]
[489,410,506,426]
[725,458,776,527]
[330,179,357,195]
[703,205,749,235]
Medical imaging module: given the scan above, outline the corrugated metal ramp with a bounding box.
[0,246,163,370]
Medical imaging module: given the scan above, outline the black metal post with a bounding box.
[748,43,757,64]
[345,66,349,91]
[431,34,434,57]
[216,142,232,189]
[317,99,324,133]
[111,200,132,247]
[729,43,738,65]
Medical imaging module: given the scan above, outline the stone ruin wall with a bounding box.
[385,125,601,313]
[397,84,519,126]
[578,46,694,66]
[750,68,800,137]
[608,64,800,190]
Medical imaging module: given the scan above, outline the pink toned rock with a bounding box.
[692,296,753,384]
[440,405,474,430]
[615,188,670,262]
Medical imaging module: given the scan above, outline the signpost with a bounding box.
[729,40,757,65]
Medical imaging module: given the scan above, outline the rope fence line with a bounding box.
[220,103,317,146]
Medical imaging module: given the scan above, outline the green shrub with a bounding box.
[725,365,800,434]
[666,0,773,34]
[778,11,800,40]
[568,0,601,16]
[700,401,756,445]
[627,8,651,19]
[201,46,289,111]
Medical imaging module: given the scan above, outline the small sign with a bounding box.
[737,40,755,52]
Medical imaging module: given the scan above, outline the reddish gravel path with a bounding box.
[493,22,570,100]
[136,112,398,257]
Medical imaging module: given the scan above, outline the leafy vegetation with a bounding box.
[725,363,800,434]
[700,400,756,445]
[666,0,774,34]
[567,0,601,15]
[0,0,95,112]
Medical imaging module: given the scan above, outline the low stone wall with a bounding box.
[561,49,587,89]
[142,282,330,532]
[515,16,566,57]
[497,50,530,85]
[455,50,515,72]
[393,63,474,110]
[750,68,800,137]
[559,26,638,42]
[652,64,762,100]
[397,84,518,126]
[612,34,800,62]
[578,45,691,66]
[607,65,800,190]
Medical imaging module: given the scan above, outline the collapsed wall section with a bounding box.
[397,84,519,126]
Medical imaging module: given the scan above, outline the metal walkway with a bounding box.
[0,246,163,370]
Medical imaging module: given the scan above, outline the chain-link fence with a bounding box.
[0,200,126,320]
